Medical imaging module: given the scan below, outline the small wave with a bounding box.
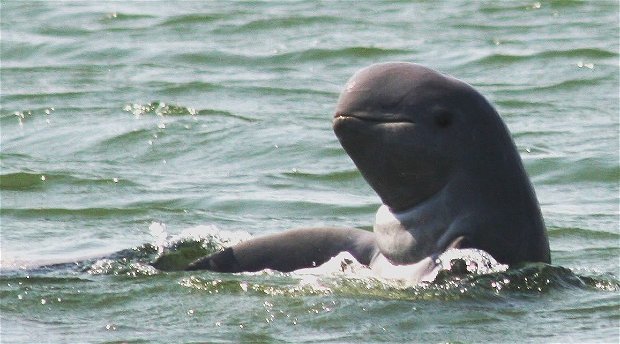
[178,260,619,301]
[528,156,619,184]
[49,223,250,275]
[2,91,99,105]
[0,172,47,190]
[6,223,618,300]
[477,3,542,13]
[470,48,617,67]
[89,127,155,153]
[0,222,233,275]
[176,51,249,65]
[478,1,588,13]
[122,101,251,121]
[86,258,159,277]
[98,12,157,22]
[539,48,618,59]
[158,13,229,26]
[478,264,620,293]
[0,107,55,124]
[529,77,608,93]
[0,275,91,285]
[279,169,361,182]
[274,46,411,63]
[154,229,620,298]
[176,46,409,66]
[235,85,335,97]
[486,77,610,100]
[179,274,332,297]
[1,207,149,219]
[216,15,344,33]
[149,223,251,272]
[495,99,551,110]
[0,63,123,74]
[153,81,219,95]
[548,227,619,241]
[0,171,135,191]
[37,26,93,37]
[123,101,198,117]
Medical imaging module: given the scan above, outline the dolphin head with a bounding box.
[333,62,496,212]
[333,62,550,265]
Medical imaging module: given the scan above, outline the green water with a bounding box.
[1,1,619,343]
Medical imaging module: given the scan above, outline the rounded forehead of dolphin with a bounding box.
[337,62,472,113]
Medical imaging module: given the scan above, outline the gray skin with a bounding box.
[186,62,550,273]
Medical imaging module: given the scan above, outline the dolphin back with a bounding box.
[186,227,377,272]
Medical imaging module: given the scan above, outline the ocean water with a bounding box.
[1,1,619,343]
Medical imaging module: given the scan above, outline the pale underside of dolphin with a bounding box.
[185,62,551,279]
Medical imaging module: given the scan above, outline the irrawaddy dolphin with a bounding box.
[185,62,551,278]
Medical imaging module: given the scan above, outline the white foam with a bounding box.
[149,221,252,252]
[436,248,508,275]
[292,247,508,288]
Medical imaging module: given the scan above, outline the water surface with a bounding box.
[1,1,619,343]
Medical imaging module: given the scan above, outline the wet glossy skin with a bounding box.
[186,62,550,273]
[333,62,549,265]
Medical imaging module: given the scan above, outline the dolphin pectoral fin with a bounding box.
[186,247,242,272]
[446,236,467,250]
[185,227,377,273]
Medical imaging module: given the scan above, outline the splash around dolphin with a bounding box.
[183,62,550,280]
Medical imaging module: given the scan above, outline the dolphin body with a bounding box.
[185,62,550,280]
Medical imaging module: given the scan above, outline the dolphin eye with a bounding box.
[434,111,453,128]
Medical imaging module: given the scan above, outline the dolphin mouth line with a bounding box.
[334,112,414,124]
